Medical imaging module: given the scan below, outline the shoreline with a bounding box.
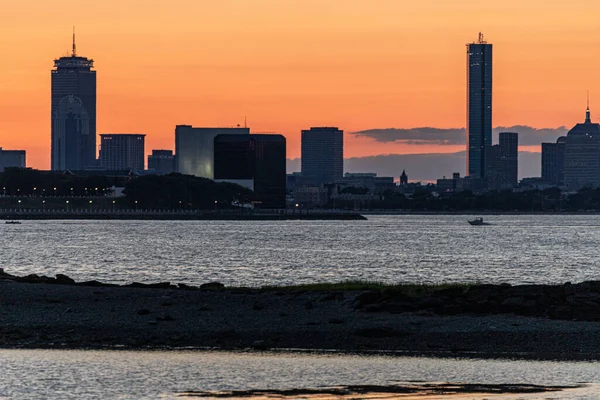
[0,211,366,221]
[3,273,600,360]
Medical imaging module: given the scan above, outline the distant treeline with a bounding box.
[0,168,254,209]
[331,187,600,211]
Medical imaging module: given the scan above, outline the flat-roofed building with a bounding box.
[175,126,250,178]
[99,134,145,171]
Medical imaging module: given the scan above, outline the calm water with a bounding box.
[2,215,600,286]
[0,350,598,399]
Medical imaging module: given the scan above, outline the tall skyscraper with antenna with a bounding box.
[466,33,493,179]
[51,29,97,170]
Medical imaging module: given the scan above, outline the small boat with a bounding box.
[468,217,490,226]
[5,221,21,225]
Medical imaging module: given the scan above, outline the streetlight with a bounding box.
[135,200,138,211]
[214,200,218,213]
[89,200,92,212]
[66,200,69,211]
[18,199,21,211]
[178,201,182,210]
[112,200,116,212]
[42,200,46,211]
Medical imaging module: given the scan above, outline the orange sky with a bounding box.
[0,0,599,169]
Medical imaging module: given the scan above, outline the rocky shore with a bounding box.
[3,270,600,360]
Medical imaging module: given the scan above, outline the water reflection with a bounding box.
[0,350,599,399]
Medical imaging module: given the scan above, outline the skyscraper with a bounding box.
[541,137,566,186]
[214,134,287,208]
[51,32,97,171]
[486,132,518,190]
[99,134,146,171]
[466,33,493,179]
[564,103,600,189]
[301,127,343,186]
[175,126,250,178]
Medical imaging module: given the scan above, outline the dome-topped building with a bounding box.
[564,103,600,190]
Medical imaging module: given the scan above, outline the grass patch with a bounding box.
[250,280,475,297]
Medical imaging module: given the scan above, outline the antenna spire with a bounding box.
[586,91,592,123]
[72,26,76,57]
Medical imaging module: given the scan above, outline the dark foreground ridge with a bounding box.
[178,383,577,398]
[3,270,600,360]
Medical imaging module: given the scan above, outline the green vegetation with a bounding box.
[0,168,255,210]
[330,187,600,212]
[123,174,254,209]
[243,280,474,297]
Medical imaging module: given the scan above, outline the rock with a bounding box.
[127,282,149,288]
[354,327,411,338]
[572,301,600,321]
[548,305,573,320]
[55,274,75,284]
[500,297,537,315]
[148,282,176,289]
[200,282,225,290]
[252,340,269,350]
[353,291,383,309]
[415,296,445,309]
[18,274,55,284]
[178,283,197,290]
[78,280,114,287]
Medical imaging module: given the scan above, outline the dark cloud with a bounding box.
[352,126,569,146]
[287,151,541,182]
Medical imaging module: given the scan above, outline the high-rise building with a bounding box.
[214,134,287,208]
[466,33,493,179]
[541,137,566,186]
[301,127,343,186]
[148,150,175,174]
[99,134,145,171]
[175,126,250,178]
[486,132,518,190]
[51,33,96,171]
[564,105,600,190]
[0,148,26,172]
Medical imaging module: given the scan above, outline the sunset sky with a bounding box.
[0,0,599,170]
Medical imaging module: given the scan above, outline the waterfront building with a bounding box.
[400,170,408,186]
[336,173,395,194]
[175,126,249,178]
[466,33,493,179]
[301,127,343,186]
[564,105,600,190]
[487,132,518,190]
[541,137,566,186]
[51,33,97,171]
[148,150,175,174]
[0,148,26,172]
[214,134,286,208]
[99,134,145,171]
